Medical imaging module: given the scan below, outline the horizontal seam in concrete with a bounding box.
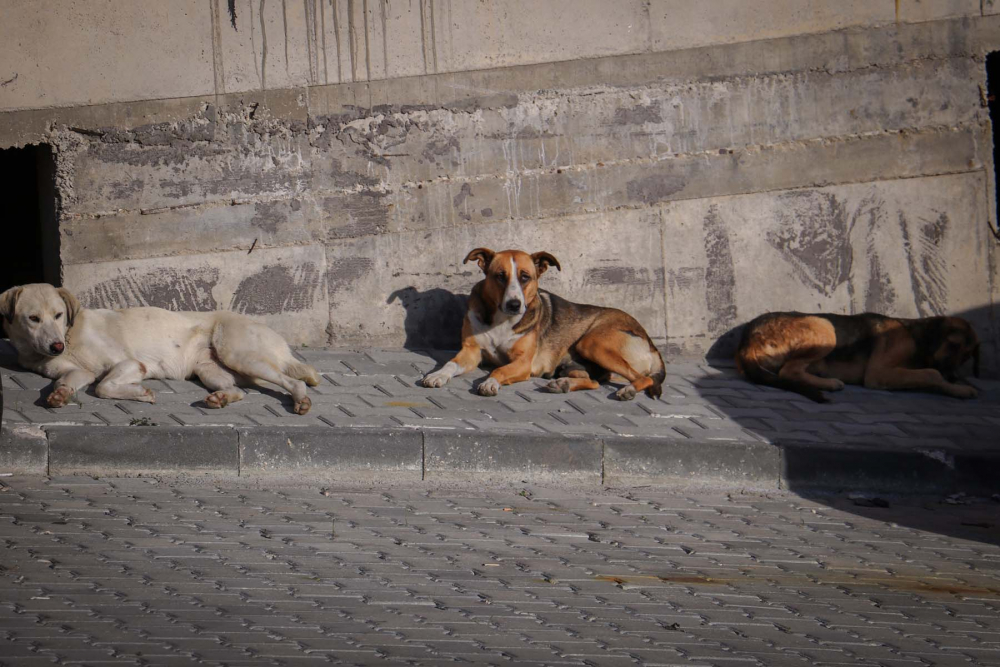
[60,164,989,266]
[389,123,990,190]
[58,121,987,235]
[314,168,990,246]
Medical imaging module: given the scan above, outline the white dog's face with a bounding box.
[0,284,80,358]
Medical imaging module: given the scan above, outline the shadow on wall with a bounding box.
[694,302,1000,546]
[386,286,468,351]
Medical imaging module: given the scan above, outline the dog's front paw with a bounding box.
[478,377,501,397]
[949,384,978,399]
[137,388,156,404]
[422,370,452,388]
[47,386,75,408]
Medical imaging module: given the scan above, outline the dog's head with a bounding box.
[0,283,81,358]
[464,248,560,318]
[927,316,980,380]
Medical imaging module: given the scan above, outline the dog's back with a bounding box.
[735,311,890,401]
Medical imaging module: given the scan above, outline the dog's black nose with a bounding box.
[49,342,64,355]
[505,299,521,313]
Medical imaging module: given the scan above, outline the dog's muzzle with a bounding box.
[49,341,64,355]
[503,299,522,315]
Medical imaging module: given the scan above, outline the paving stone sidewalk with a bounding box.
[1,345,998,491]
[0,477,998,666]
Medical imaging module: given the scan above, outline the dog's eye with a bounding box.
[495,272,507,282]
[54,313,62,320]
[519,273,530,283]
[28,315,40,323]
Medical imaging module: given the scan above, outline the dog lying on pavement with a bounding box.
[0,283,320,414]
[735,311,980,402]
[421,248,665,400]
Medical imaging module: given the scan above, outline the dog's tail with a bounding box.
[735,328,826,403]
[285,361,321,387]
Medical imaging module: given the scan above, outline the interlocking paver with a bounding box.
[1,477,996,666]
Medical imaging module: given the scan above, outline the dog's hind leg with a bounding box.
[574,328,662,401]
[541,374,601,393]
[285,361,321,386]
[209,314,315,414]
[196,362,245,409]
[95,360,155,403]
[227,355,312,415]
[540,357,602,392]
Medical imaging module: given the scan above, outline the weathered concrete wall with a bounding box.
[1,2,999,373]
[4,0,987,113]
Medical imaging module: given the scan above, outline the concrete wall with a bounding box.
[1,1,999,371]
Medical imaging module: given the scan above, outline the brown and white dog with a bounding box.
[735,311,980,402]
[421,248,666,400]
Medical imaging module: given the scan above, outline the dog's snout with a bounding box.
[504,299,521,313]
[49,341,64,355]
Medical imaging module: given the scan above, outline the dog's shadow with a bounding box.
[387,286,467,352]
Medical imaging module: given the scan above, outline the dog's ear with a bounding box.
[57,287,81,327]
[972,342,981,378]
[0,286,23,324]
[531,251,561,276]
[463,248,495,273]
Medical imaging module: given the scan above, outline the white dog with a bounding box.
[0,283,320,414]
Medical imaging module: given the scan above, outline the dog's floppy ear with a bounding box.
[972,342,981,378]
[464,248,495,273]
[531,251,561,276]
[0,286,23,324]
[57,287,81,327]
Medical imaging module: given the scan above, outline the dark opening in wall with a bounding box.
[988,53,1000,231]
[0,144,59,294]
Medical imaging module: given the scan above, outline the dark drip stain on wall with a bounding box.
[702,204,737,336]
[767,191,853,298]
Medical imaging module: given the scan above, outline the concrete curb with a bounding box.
[1,423,997,493]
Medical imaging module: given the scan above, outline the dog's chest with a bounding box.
[470,311,524,363]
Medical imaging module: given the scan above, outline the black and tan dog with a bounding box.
[421,248,665,400]
[735,311,980,402]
